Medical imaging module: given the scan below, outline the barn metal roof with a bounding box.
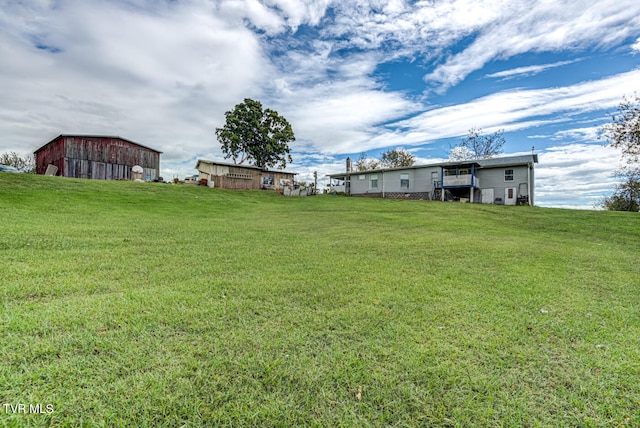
[195,159,297,175]
[35,134,162,154]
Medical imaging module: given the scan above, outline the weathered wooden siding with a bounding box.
[35,135,160,180]
[198,161,295,191]
[64,159,143,180]
[35,139,66,176]
[199,163,230,176]
[270,171,296,191]
[64,136,159,171]
[215,175,262,190]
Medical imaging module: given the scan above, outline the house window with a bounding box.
[505,169,514,182]
[445,168,470,176]
[431,171,440,186]
[370,174,378,189]
[358,174,365,180]
[400,173,409,189]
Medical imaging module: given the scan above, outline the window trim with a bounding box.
[400,173,409,189]
[370,174,378,189]
[504,169,514,182]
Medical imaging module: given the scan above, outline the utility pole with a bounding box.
[345,157,351,196]
[313,171,317,195]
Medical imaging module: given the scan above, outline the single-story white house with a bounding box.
[327,154,538,205]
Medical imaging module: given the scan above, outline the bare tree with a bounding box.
[449,128,505,160]
[448,145,475,161]
[602,93,640,165]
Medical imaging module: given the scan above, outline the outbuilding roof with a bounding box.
[195,159,297,175]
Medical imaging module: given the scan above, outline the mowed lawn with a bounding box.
[1,173,639,427]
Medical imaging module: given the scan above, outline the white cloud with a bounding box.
[485,60,579,79]
[390,69,640,146]
[632,37,640,53]
[216,0,332,33]
[285,81,421,154]
[550,127,601,142]
[218,0,285,34]
[535,143,622,208]
[424,0,640,91]
[326,0,496,53]
[260,48,423,154]
[267,0,332,30]
[0,0,270,163]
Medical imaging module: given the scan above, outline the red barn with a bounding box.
[34,135,161,180]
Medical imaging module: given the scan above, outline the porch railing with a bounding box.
[443,175,479,187]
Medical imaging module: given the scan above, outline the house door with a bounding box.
[431,171,439,186]
[481,188,494,204]
[505,187,517,205]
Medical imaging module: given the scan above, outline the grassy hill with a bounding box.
[1,173,639,426]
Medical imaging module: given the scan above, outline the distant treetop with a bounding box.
[215,98,295,170]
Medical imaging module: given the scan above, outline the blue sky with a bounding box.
[1,0,640,208]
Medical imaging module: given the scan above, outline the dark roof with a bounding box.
[35,134,162,154]
[476,154,538,168]
[440,161,482,168]
[195,159,297,175]
[327,154,538,178]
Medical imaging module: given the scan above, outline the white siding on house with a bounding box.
[328,155,536,204]
[481,188,494,204]
[477,165,531,203]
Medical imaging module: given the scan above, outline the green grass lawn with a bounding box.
[1,173,639,426]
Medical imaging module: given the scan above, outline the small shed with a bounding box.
[195,160,296,192]
[34,135,161,180]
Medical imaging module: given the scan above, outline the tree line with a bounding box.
[0,151,35,173]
